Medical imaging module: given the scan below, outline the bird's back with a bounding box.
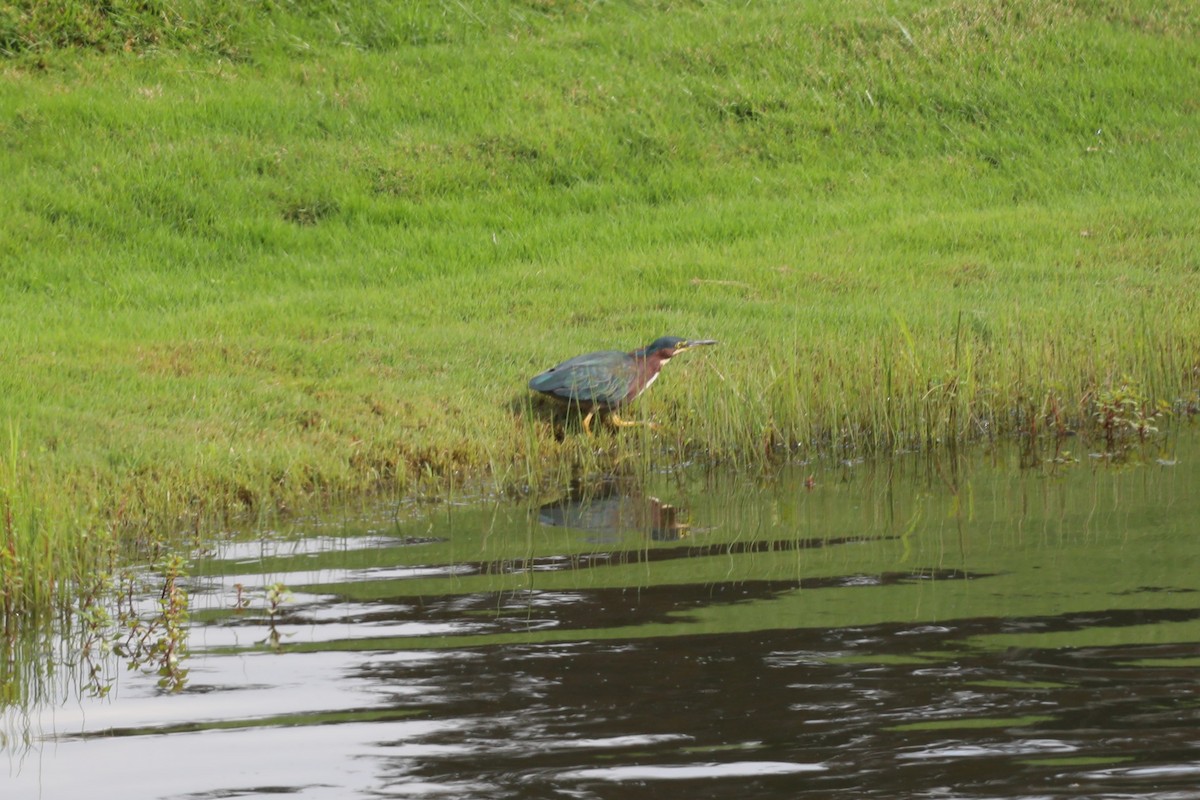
[528,350,636,407]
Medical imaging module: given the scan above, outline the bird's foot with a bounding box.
[608,413,659,431]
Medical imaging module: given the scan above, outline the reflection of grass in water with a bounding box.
[822,653,943,666]
[967,619,1200,654]
[2,603,129,749]
[69,707,420,741]
[886,714,1055,732]
[2,554,195,738]
[187,442,1200,659]
[4,448,1196,793]
[1116,657,1200,668]
[679,742,766,756]
[10,442,1200,720]
[1023,756,1136,767]
[4,566,302,737]
[966,679,1070,690]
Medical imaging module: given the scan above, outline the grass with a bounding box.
[1,0,1199,617]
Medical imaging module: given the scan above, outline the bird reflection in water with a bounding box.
[537,479,689,542]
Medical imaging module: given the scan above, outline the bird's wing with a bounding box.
[528,350,634,406]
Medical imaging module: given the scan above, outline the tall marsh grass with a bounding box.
[1,427,113,617]
[1,0,1199,616]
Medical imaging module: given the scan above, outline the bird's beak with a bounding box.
[678,339,718,351]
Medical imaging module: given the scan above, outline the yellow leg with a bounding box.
[582,410,595,435]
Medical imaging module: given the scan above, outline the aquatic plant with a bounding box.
[1092,380,1169,454]
[263,581,293,652]
[114,555,191,693]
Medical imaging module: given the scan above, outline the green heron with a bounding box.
[528,336,718,434]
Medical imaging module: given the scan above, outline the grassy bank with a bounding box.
[1,0,1198,616]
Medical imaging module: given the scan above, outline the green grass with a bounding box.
[2,0,1199,616]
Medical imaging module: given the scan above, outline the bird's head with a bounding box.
[637,336,719,360]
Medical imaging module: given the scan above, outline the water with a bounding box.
[4,440,1200,799]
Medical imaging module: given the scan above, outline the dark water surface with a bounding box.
[4,441,1200,799]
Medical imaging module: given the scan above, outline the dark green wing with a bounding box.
[528,350,635,406]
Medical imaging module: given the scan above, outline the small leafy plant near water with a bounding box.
[1092,380,1169,455]
[262,581,293,652]
[113,554,191,693]
[2,566,301,715]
